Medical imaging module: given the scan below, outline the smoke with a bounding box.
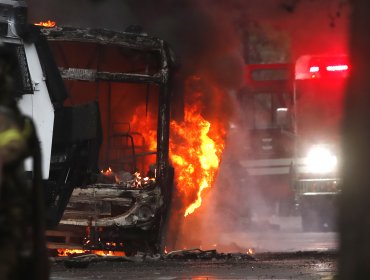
[245,0,349,59]
[156,0,347,252]
[27,0,346,252]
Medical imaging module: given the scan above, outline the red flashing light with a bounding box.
[296,55,349,80]
[309,66,320,73]
[326,64,348,72]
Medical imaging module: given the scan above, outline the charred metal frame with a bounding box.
[42,26,174,197]
[41,27,175,252]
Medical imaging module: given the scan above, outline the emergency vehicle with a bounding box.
[239,63,295,218]
[293,54,347,231]
[239,56,346,232]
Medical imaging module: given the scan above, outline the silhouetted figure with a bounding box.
[0,46,49,280]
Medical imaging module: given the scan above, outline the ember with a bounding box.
[99,167,155,188]
[34,20,56,28]
[247,248,255,255]
[133,172,155,188]
[101,167,113,176]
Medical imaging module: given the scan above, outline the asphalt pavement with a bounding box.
[50,216,338,280]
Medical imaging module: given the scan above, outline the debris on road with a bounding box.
[53,248,256,268]
[164,248,255,261]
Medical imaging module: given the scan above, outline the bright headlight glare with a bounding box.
[305,146,337,173]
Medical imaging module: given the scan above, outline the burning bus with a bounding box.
[42,26,175,254]
[1,0,175,253]
[293,54,347,231]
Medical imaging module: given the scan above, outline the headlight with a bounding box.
[305,145,337,173]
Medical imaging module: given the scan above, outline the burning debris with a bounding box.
[57,248,125,257]
[53,248,256,269]
[99,168,155,189]
[34,20,56,27]
[60,179,163,228]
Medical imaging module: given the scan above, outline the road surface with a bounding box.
[50,216,338,279]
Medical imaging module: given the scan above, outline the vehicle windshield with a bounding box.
[240,89,293,130]
[241,64,294,131]
[48,40,161,176]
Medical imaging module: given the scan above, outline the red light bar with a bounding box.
[326,64,349,72]
[296,55,349,80]
[309,66,320,73]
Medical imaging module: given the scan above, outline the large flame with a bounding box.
[170,82,225,216]
[126,79,226,216]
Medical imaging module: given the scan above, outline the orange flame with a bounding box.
[247,248,255,255]
[133,171,155,187]
[100,167,154,187]
[130,106,157,151]
[57,248,125,257]
[170,88,225,217]
[123,80,226,216]
[101,167,113,176]
[34,20,56,28]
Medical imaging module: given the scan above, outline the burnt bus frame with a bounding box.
[43,26,174,204]
[41,27,175,252]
